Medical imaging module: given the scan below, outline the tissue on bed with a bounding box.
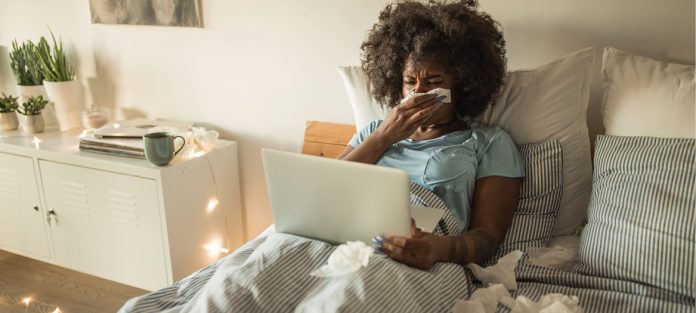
[504,294,583,313]
[400,88,452,104]
[310,241,374,277]
[452,284,583,313]
[467,250,524,290]
[452,284,510,313]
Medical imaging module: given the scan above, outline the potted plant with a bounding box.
[0,93,19,131]
[9,39,59,130]
[10,40,44,92]
[35,30,83,131]
[16,95,48,134]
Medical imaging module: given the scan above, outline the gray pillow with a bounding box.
[490,139,563,261]
[410,139,563,262]
[574,135,695,298]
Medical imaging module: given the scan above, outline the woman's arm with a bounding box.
[443,176,520,264]
[380,176,520,269]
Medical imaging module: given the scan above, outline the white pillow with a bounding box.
[337,66,387,131]
[338,47,595,236]
[601,47,695,138]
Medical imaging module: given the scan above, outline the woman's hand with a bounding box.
[374,93,445,144]
[378,220,448,270]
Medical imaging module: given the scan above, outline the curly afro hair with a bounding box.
[361,0,507,119]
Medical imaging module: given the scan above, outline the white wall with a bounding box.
[0,0,693,240]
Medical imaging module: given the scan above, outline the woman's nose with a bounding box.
[413,81,428,93]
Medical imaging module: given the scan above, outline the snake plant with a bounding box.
[9,40,44,86]
[35,30,75,82]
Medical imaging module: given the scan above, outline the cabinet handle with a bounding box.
[33,205,39,212]
[46,209,57,225]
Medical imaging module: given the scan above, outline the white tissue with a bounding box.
[453,250,583,313]
[526,236,580,271]
[190,127,220,150]
[505,294,583,313]
[452,285,583,313]
[452,284,510,313]
[310,241,374,277]
[467,250,524,290]
[400,88,452,104]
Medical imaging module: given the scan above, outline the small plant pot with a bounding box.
[19,113,45,134]
[0,112,19,131]
[17,84,58,130]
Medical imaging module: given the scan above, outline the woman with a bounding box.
[337,0,525,270]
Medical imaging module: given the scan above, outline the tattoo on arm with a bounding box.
[448,229,499,265]
[448,236,468,264]
[469,229,498,263]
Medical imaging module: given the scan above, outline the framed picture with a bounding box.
[89,0,202,28]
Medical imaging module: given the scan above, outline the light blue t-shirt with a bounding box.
[349,120,525,230]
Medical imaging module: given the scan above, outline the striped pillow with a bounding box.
[410,139,563,262]
[490,139,563,261]
[574,135,695,298]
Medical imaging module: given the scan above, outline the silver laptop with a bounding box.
[262,148,416,245]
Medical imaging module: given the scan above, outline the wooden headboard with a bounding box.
[302,121,356,158]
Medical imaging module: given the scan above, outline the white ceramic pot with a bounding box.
[43,80,84,131]
[17,85,46,103]
[0,112,18,131]
[19,113,45,134]
[17,84,59,131]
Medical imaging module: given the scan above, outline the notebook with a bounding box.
[93,118,194,138]
[261,148,443,245]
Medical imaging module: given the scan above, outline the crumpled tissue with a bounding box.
[452,285,583,313]
[453,250,583,313]
[505,294,583,313]
[467,250,524,290]
[310,241,374,277]
[400,88,451,103]
[452,283,510,313]
[526,236,580,271]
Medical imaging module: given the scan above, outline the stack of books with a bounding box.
[79,136,145,159]
[78,119,193,159]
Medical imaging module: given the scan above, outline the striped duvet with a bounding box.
[119,184,694,313]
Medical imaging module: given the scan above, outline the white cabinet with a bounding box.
[40,160,167,290]
[0,153,50,258]
[0,130,244,290]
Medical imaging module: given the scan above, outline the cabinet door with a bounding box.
[0,153,50,258]
[40,161,168,290]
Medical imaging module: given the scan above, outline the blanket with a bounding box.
[119,184,694,313]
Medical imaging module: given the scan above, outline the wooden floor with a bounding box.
[0,249,147,313]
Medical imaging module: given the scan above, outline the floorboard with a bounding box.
[0,249,147,313]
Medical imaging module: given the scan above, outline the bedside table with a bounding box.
[0,129,244,290]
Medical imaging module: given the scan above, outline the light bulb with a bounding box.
[207,199,219,212]
[32,136,41,149]
[204,240,229,256]
[52,308,62,313]
[21,297,32,305]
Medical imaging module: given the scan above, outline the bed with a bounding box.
[119,47,694,312]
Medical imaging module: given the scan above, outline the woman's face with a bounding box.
[402,58,455,121]
[402,58,453,98]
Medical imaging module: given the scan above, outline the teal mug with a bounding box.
[143,132,185,166]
